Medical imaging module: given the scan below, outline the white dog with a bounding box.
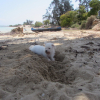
[29,43,55,61]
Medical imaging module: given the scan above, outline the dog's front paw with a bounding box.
[51,58,55,61]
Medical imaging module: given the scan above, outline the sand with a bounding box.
[0,30,100,100]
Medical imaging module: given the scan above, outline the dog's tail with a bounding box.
[29,45,34,51]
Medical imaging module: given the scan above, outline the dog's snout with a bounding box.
[45,50,50,54]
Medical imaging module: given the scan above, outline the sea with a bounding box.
[0,26,17,33]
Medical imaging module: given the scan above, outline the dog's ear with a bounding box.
[52,44,56,49]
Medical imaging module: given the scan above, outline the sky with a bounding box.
[0,0,79,26]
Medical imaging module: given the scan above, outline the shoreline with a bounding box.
[0,26,17,33]
[0,25,33,34]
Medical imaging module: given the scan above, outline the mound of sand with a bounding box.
[0,30,100,100]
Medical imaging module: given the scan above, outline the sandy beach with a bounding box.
[0,29,100,100]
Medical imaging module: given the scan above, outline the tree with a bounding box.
[60,11,78,27]
[43,20,50,25]
[23,20,33,25]
[83,0,91,12]
[88,0,100,16]
[35,21,43,27]
[76,0,91,12]
[43,0,73,25]
[77,5,88,24]
[60,13,72,27]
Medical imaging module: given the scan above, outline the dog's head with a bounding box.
[44,42,55,55]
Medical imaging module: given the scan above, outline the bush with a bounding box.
[60,14,72,27]
[85,15,96,29]
[80,20,87,29]
[35,21,43,27]
[60,11,78,27]
[71,23,80,28]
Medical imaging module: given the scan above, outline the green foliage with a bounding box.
[80,20,87,29]
[71,23,80,28]
[60,14,71,27]
[77,5,88,24]
[78,5,86,14]
[35,21,43,27]
[60,11,77,27]
[89,0,100,10]
[43,0,73,25]
[9,24,22,27]
[43,20,50,25]
[23,20,33,25]
[76,0,91,12]
[85,15,96,29]
[88,9,97,16]
[88,0,100,16]
[68,10,78,23]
